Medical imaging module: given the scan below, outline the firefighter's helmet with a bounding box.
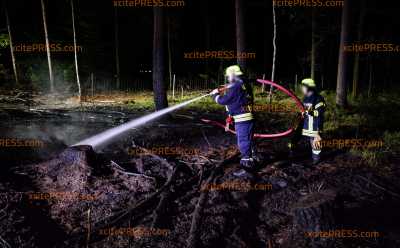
[225,65,243,77]
[301,78,316,88]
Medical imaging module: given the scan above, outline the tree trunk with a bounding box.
[368,55,372,97]
[268,2,277,101]
[335,0,350,107]
[114,7,120,91]
[4,0,19,85]
[40,0,54,92]
[167,16,172,91]
[351,1,365,98]
[71,0,81,102]
[152,7,168,110]
[311,9,316,80]
[235,0,246,70]
[202,0,210,75]
[291,190,337,248]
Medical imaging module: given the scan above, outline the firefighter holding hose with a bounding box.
[210,65,256,177]
[288,78,326,165]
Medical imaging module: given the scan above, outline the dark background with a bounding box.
[1,0,400,92]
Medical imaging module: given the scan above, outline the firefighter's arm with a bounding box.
[311,101,325,148]
[310,101,326,118]
[310,102,325,134]
[212,86,236,106]
[303,101,325,117]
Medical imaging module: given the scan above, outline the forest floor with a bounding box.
[0,89,400,248]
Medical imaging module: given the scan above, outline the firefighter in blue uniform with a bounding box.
[211,65,256,177]
[288,78,326,165]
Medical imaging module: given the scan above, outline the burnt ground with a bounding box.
[1,104,400,248]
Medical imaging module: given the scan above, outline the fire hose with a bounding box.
[201,79,305,139]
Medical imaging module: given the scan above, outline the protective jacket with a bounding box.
[302,92,325,137]
[212,79,255,160]
[212,79,254,123]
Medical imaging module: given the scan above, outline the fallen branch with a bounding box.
[151,163,182,228]
[356,175,400,199]
[0,235,11,248]
[109,161,156,181]
[201,129,211,147]
[186,152,240,248]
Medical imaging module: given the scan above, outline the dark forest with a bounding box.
[1,0,400,247]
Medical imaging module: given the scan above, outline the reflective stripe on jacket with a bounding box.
[302,92,325,137]
[212,79,254,123]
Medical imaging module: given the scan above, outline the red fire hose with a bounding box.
[201,79,305,139]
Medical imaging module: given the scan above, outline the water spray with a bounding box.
[73,79,302,149]
[73,92,213,149]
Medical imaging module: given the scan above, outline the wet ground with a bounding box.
[1,99,400,248]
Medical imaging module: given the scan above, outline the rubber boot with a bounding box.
[233,157,256,178]
[312,154,321,165]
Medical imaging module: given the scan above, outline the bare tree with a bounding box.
[167,16,172,90]
[40,0,54,92]
[352,1,366,98]
[4,0,18,85]
[336,0,350,107]
[71,0,81,102]
[152,6,168,110]
[267,1,277,100]
[235,0,246,69]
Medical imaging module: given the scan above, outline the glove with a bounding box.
[225,116,233,131]
[210,88,219,95]
[302,110,315,117]
[312,134,322,150]
[303,109,320,117]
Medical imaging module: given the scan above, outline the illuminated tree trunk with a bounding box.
[311,9,316,80]
[4,0,19,85]
[268,2,277,101]
[167,16,172,90]
[351,3,365,98]
[71,0,81,102]
[152,7,168,110]
[40,0,54,92]
[336,0,350,107]
[235,0,246,69]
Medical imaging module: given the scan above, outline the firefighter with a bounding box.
[288,78,326,165]
[210,65,256,177]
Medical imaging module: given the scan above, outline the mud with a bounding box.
[1,107,400,248]
[2,143,400,247]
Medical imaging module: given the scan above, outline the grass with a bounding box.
[322,91,400,168]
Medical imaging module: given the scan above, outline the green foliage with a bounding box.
[0,33,10,57]
[381,131,400,155]
[19,59,77,92]
[350,149,383,168]
[0,34,10,49]
[349,132,399,168]
[321,90,400,168]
